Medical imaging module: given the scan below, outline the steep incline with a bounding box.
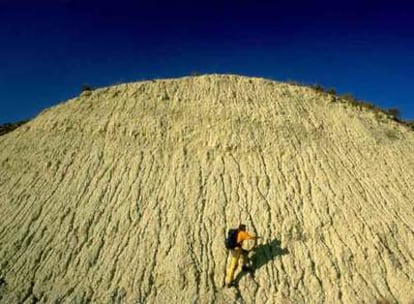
[0,75,413,303]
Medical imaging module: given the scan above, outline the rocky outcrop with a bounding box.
[0,75,413,303]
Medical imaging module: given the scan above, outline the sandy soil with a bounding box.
[0,75,413,303]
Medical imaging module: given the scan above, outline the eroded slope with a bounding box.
[0,75,413,303]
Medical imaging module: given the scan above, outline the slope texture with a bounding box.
[0,75,413,303]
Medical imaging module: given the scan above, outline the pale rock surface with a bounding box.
[0,75,413,303]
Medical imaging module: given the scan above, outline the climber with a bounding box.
[225,224,258,287]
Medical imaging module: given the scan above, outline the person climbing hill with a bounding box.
[225,224,258,288]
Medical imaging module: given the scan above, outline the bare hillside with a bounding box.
[0,75,413,303]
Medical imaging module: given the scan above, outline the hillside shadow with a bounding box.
[234,238,288,284]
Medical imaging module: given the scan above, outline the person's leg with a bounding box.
[241,249,252,271]
[226,248,241,286]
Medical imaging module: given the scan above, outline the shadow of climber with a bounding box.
[235,238,288,283]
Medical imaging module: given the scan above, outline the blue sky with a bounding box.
[1,0,413,123]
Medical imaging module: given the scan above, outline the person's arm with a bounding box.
[238,230,257,242]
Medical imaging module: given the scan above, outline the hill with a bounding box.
[0,75,413,303]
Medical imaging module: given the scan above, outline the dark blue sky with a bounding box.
[1,0,413,123]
